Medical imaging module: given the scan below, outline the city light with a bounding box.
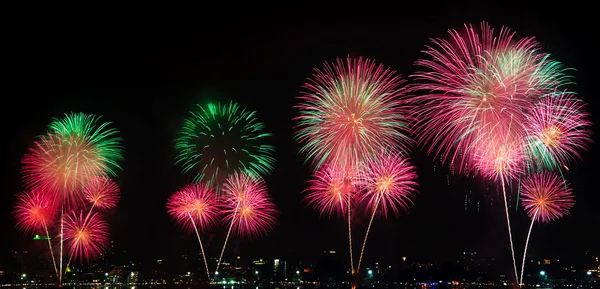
[368,270,373,275]
[296,270,300,275]
[255,271,259,275]
[587,271,592,276]
[540,271,546,276]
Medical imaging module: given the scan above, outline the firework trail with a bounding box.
[175,101,275,191]
[303,164,357,272]
[19,112,123,284]
[524,92,593,171]
[216,172,278,278]
[294,57,413,170]
[474,137,525,283]
[354,153,418,275]
[13,189,59,278]
[519,172,575,285]
[167,183,220,280]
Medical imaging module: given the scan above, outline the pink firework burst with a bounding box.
[13,189,57,233]
[359,154,419,218]
[521,172,575,223]
[411,22,572,174]
[473,136,526,182]
[166,183,221,232]
[222,172,278,238]
[525,92,593,170]
[303,164,356,218]
[22,133,106,206]
[294,57,413,169]
[84,176,120,209]
[64,210,110,261]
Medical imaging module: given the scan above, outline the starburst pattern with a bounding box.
[222,172,278,238]
[84,176,120,209]
[175,101,275,188]
[294,57,412,169]
[524,92,593,170]
[521,172,575,223]
[303,164,356,218]
[64,211,110,261]
[13,189,57,233]
[166,183,221,232]
[411,22,572,173]
[359,154,419,217]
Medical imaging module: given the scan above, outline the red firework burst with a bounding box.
[525,92,593,170]
[64,210,110,261]
[521,172,575,223]
[303,164,356,218]
[359,154,419,218]
[294,57,413,169]
[13,189,57,233]
[411,22,572,174]
[22,133,106,206]
[84,176,120,209]
[222,172,278,238]
[166,183,221,232]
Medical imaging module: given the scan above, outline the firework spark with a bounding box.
[175,101,275,189]
[525,92,593,171]
[64,210,110,261]
[222,172,278,238]
[84,176,120,209]
[167,183,221,232]
[13,189,57,233]
[303,164,356,218]
[22,113,123,204]
[411,22,572,174]
[294,57,412,170]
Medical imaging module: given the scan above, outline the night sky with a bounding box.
[2,3,598,271]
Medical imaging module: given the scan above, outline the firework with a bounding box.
[84,176,120,209]
[215,171,278,277]
[359,154,419,217]
[175,101,275,189]
[167,183,221,232]
[303,164,356,218]
[222,172,278,238]
[519,172,575,284]
[13,189,57,233]
[64,210,110,262]
[22,113,123,203]
[473,137,526,182]
[355,153,418,274]
[167,183,220,280]
[411,22,572,174]
[521,172,575,223]
[524,92,593,171]
[294,57,412,170]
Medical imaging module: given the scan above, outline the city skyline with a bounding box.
[2,2,598,280]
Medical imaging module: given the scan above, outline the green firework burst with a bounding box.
[175,101,275,188]
[48,112,124,176]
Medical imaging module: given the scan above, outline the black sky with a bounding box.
[2,3,598,271]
